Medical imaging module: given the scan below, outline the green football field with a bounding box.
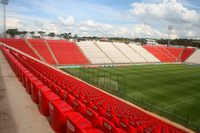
[62,64,200,130]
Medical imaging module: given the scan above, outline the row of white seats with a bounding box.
[77,41,160,64]
[96,42,131,63]
[77,41,112,64]
[113,42,146,63]
[128,44,160,62]
[185,49,200,64]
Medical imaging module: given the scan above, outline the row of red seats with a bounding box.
[46,40,90,65]
[11,47,186,132]
[0,44,187,133]
[0,45,102,133]
[28,39,56,64]
[164,47,183,61]
[11,51,128,133]
[143,45,175,62]
[155,46,177,62]
[0,38,40,59]
[181,48,195,61]
[0,38,90,65]
[143,45,195,62]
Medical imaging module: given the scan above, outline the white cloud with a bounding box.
[79,20,114,32]
[133,24,168,38]
[130,0,200,25]
[76,19,115,36]
[1,0,199,39]
[7,18,22,28]
[128,0,200,38]
[58,16,74,26]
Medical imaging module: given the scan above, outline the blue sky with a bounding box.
[0,0,200,38]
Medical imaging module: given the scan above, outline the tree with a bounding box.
[59,33,72,39]
[68,33,72,38]
[48,32,55,37]
[38,31,45,36]
[74,34,78,39]
[6,29,19,37]
[30,31,35,35]
[19,31,28,38]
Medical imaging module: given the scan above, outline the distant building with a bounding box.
[145,39,159,45]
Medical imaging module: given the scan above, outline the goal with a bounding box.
[98,77,118,94]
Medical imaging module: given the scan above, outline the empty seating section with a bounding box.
[155,46,176,61]
[28,39,56,64]
[143,45,196,62]
[164,47,182,61]
[77,41,112,64]
[181,48,195,61]
[128,44,160,62]
[47,40,89,64]
[185,49,200,64]
[0,38,197,65]
[143,45,173,62]
[113,43,146,63]
[0,38,40,59]
[0,44,187,133]
[96,42,131,63]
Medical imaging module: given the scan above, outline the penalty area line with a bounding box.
[163,98,193,110]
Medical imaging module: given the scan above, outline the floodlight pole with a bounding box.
[168,28,170,46]
[3,4,6,38]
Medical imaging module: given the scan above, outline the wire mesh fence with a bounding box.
[61,67,200,132]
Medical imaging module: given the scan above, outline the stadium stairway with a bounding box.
[126,44,148,62]
[112,42,133,63]
[128,44,160,62]
[25,39,47,63]
[143,45,196,62]
[76,41,113,64]
[0,38,40,60]
[93,42,114,63]
[156,46,177,62]
[44,39,59,65]
[143,45,173,62]
[181,48,195,61]
[28,39,57,65]
[185,49,200,64]
[95,42,131,64]
[46,40,90,65]
[0,43,192,133]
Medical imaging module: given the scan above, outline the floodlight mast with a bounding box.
[1,0,8,38]
[3,4,6,38]
[168,25,173,46]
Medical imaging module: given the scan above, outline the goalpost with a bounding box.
[98,77,118,94]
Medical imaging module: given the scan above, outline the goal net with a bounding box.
[98,77,118,94]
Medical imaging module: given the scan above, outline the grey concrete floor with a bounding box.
[0,50,54,133]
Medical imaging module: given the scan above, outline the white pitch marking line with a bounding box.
[163,98,193,109]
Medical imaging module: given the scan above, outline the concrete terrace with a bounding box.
[0,50,53,133]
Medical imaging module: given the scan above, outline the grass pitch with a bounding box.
[62,64,200,127]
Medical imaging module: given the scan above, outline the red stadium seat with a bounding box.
[102,118,126,133]
[85,108,102,128]
[30,80,45,104]
[25,74,38,94]
[119,120,137,133]
[49,99,73,133]
[38,90,60,116]
[72,99,86,115]
[63,92,76,105]
[0,44,188,133]
[66,112,92,133]
[54,86,65,99]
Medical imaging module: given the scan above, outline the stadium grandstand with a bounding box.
[1,37,200,133]
[1,0,200,133]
